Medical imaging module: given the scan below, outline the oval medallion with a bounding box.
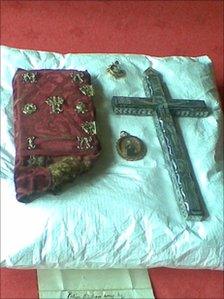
[116,131,146,161]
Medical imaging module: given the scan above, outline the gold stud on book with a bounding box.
[81,121,96,135]
[45,96,64,114]
[71,72,84,83]
[22,72,37,83]
[22,103,37,115]
[76,136,93,150]
[79,85,94,97]
[116,131,146,161]
[75,102,88,114]
[27,156,46,167]
[27,136,36,150]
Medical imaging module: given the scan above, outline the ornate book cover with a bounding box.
[12,69,101,202]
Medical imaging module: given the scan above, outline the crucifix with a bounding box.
[112,67,210,221]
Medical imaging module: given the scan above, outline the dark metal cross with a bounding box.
[112,68,210,221]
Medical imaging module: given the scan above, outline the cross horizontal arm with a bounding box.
[165,99,210,117]
[112,96,154,116]
[112,96,210,117]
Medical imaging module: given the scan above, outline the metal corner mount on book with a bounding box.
[112,67,210,221]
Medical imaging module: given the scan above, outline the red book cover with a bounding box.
[12,69,101,202]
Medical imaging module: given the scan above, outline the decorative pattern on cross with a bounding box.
[112,67,210,221]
